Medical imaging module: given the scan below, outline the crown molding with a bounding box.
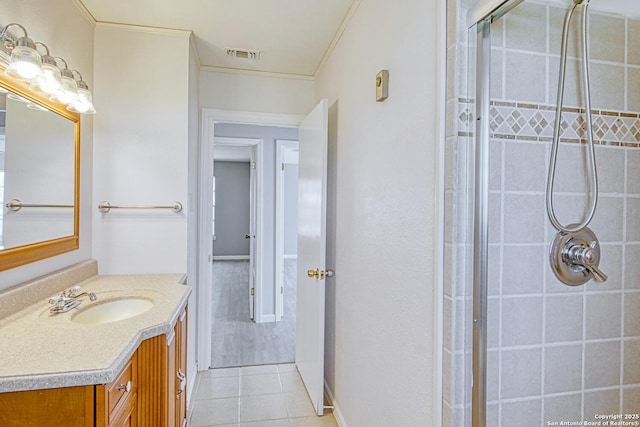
[95,21,192,38]
[71,0,97,26]
[199,65,314,81]
[313,0,361,79]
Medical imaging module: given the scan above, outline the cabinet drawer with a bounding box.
[107,354,137,417]
[100,352,138,426]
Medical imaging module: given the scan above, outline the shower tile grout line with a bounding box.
[541,119,550,423]
[620,145,629,415]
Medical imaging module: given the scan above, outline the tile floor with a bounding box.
[189,364,338,427]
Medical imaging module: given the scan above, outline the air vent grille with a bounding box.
[225,47,260,60]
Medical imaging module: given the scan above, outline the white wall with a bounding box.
[92,24,190,275]
[200,70,314,115]
[315,0,442,425]
[0,0,94,289]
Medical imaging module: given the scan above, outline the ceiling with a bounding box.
[77,0,357,78]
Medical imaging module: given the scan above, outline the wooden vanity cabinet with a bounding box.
[137,305,188,427]
[175,307,188,427]
[0,385,94,427]
[0,305,187,427]
[96,352,138,427]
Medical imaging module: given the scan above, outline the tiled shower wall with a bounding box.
[444,1,640,426]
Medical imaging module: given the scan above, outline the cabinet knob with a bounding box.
[117,381,132,393]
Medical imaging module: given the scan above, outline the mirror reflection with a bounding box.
[0,88,75,251]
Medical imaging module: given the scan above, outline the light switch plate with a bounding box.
[376,70,389,102]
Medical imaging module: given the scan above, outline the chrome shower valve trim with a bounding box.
[549,225,607,286]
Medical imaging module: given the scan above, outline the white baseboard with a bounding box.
[283,254,298,260]
[324,379,347,427]
[212,255,250,260]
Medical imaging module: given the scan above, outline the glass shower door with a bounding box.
[468,1,640,426]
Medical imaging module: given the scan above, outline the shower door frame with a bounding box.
[469,1,524,426]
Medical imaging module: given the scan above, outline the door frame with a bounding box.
[213,137,263,322]
[275,139,299,321]
[197,109,304,370]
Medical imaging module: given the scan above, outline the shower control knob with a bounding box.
[550,225,607,286]
[584,263,607,282]
[565,244,607,282]
[581,248,607,282]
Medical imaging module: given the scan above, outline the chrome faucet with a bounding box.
[48,285,97,313]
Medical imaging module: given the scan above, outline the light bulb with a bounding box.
[5,42,44,83]
[52,72,78,104]
[36,62,64,97]
[68,85,95,114]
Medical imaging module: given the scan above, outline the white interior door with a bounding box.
[295,99,329,416]
[249,147,257,321]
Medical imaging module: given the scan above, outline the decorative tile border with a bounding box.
[456,98,640,147]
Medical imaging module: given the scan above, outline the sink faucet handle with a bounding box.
[48,294,64,305]
[67,285,82,297]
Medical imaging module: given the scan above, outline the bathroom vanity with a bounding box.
[0,260,190,427]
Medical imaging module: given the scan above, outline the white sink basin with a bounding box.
[71,298,154,325]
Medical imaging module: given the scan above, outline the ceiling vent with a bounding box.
[225,47,260,60]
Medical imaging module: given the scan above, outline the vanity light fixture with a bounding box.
[51,57,78,105]
[67,70,95,114]
[0,21,95,114]
[6,92,28,102]
[32,42,64,98]
[0,23,43,83]
[26,101,48,111]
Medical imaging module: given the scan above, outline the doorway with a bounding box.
[205,122,300,368]
[197,103,330,419]
[212,138,259,324]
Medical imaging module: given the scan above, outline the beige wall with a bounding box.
[200,70,314,115]
[315,0,442,424]
[0,0,94,289]
[92,24,190,275]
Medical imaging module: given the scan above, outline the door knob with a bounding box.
[307,269,334,280]
[245,234,251,239]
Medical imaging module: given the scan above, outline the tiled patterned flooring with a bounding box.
[189,364,338,427]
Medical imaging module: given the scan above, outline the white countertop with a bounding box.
[0,273,190,392]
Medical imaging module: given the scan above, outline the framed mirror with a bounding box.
[0,64,80,271]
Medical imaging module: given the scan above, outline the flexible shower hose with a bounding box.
[546,0,599,234]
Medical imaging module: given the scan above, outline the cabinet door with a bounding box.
[166,326,177,426]
[136,303,187,427]
[175,308,188,427]
[0,386,94,427]
[112,399,137,427]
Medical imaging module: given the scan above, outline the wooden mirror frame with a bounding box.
[0,65,80,271]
